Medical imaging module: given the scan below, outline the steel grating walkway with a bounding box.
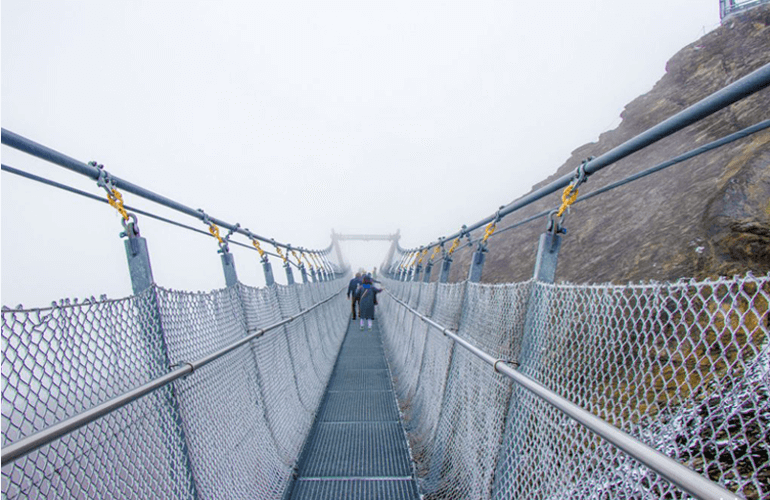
[287,319,420,500]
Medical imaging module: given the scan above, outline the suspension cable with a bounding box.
[0,164,300,266]
[399,117,770,254]
[0,128,327,256]
[395,63,770,254]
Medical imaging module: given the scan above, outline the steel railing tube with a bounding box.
[0,163,303,266]
[0,287,344,467]
[411,62,770,252]
[485,117,770,240]
[385,290,743,500]
[0,128,324,255]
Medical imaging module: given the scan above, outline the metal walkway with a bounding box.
[287,319,420,500]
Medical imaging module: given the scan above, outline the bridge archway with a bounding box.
[330,229,400,275]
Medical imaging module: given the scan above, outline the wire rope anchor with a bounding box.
[220,223,240,255]
[429,245,442,263]
[274,239,295,284]
[198,210,240,286]
[245,229,268,262]
[291,248,304,268]
[93,161,141,238]
[478,206,504,252]
[197,209,224,245]
[272,239,288,264]
[548,157,592,235]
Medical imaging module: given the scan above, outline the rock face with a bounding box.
[448,5,770,285]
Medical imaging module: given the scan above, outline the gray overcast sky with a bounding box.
[2,1,719,306]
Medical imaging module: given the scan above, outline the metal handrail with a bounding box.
[1,285,345,466]
[405,62,770,253]
[385,289,743,500]
[0,164,311,269]
[389,117,770,261]
[0,129,328,257]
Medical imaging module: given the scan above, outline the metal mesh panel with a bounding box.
[2,279,348,499]
[1,291,195,499]
[380,274,769,500]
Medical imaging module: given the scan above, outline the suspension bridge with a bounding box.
[2,61,769,500]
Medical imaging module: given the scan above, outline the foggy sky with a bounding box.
[1,1,720,307]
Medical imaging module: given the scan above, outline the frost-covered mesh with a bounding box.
[2,278,348,499]
[379,274,770,500]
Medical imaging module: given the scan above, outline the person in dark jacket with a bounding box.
[347,273,362,320]
[355,276,382,331]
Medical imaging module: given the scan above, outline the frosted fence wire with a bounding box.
[2,279,348,499]
[380,274,769,500]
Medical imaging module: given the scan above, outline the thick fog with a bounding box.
[1,1,719,307]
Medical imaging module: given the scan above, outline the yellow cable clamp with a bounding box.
[481,221,497,243]
[447,237,461,256]
[410,251,420,267]
[556,183,579,218]
[107,188,130,222]
[417,249,428,264]
[291,250,302,267]
[251,239,266,257]
[429,246,441,262]
[208,223,224,245]
[275,246,288,263]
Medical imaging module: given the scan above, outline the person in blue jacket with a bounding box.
[356,275,382,331]
[347,272,362,320]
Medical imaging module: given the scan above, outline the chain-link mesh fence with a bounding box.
[2,279,348,499]
[380,273,769,500]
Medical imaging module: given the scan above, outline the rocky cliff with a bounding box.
[448,5,770,285]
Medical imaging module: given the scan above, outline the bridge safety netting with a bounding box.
[379,274,769,500]
[1,279,348,499]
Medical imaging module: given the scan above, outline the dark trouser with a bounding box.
[351,297,360,319]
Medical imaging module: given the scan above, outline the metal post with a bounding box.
[310,268,317,282]
[498,226,564,494]
[413,264,422,282]
[467,249,486,283]
[284,262,295,285]
[423,261,434,283]
[439,257,452,283]
[220,250,238,287]
[123,224,155,295]
[119,220,199,498]
[262,258,275,286]
[532,231,562,283]
[300,265,309,284]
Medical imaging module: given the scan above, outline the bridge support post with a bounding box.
[533,231,562,283]
[467,249,486,283]
[439,257,452,283]
[262,259,276,286]
[220,250,238,287]
[310,268,318,282]
[300,265,309,284]
[124,226,155,294]
[120,221,200,497]
[423,261,434,283]
[491,230,563,499]
[284,262,295,285]
[413,264,422,282]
